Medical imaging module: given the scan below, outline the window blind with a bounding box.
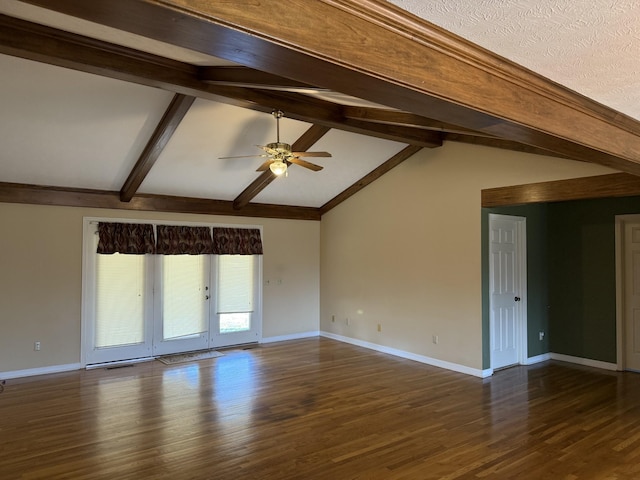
[217,255,254,313]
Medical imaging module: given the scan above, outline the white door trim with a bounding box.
[489,214,528,369]
[615,214,640,370]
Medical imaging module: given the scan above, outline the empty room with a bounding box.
[2,1,640,479]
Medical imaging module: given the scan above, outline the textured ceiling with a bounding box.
[389,0,640,120]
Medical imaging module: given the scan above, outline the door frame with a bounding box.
[615,214,640,370]
[488,214,528,371]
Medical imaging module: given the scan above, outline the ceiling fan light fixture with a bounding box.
[269,159,287,176]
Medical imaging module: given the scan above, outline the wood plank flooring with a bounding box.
[2,338,640,479]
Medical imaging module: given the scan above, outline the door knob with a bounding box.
[514,296,521,302]
[205,295,210,300]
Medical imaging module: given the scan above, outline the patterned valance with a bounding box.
[97,222,155,254]
[212,228,263,255]
[156,225,213,255]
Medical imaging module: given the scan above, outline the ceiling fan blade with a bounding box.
[219,154,269,159]
[256,160,273,172]
[289,157,324,171]
[292,151,332,157]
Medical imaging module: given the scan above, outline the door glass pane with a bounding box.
[95,253,145,347]
[162,255,208,340]
[220,312,251,333]
[218,256,254,313]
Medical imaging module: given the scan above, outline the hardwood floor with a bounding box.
[2,338,640,479]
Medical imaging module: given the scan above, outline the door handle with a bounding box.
[205,295,210,300]
[514,296,521,302]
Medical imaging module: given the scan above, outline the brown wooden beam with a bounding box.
[120,94,196,202]
[20,0,640,174]
[0,182,320,220]
[0,15,443,149]
[233,124,331,210]
[443,133,578,162]
[342,106,493,137]
[320,145,423,215]
[198,66,326,92]
[481,173,640,207]
[215,87,445,147]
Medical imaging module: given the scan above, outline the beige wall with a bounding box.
[0,141,618,376]
[0,204,319,373]
[320,141,615,370]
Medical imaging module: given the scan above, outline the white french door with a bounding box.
[211,255,261,347]
[153,254,261,355]
[153,255,211,355]
[83,220,262,366]
[84,230,155,365]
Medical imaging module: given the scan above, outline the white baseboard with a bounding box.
[320,331,486,378]
[523,353,551,365]
[0,363,82,380]
[86,357,155,370]
[0,345,616,382]
[550,353,618,371]
[261,331,320,344]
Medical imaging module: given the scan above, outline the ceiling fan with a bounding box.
[219,110,331,176]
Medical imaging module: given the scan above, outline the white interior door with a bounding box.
[623,221,640,371]
[489,214,527,370]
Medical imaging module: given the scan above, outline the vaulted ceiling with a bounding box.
[2,0,640,220]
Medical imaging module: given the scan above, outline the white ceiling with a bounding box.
[390,0,640,121]
[0,1,410,208]
[0,0,637,210]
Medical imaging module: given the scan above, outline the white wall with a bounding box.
[320,141,615,371]
[0,204,319,373]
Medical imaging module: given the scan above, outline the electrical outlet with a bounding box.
[345,317,349,326]
[332,315,335,323]
[432,335,439,344]
[34,341,41,351]
[377,323,381,332]
[539,331,545,341]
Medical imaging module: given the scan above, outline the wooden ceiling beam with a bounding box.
[120,93,196,202]
[342,106,493,137]
[198,66,327,92]
[443,133,578,162]
[0,15,442,149]
[233,124,331,210]
[0,182,320,221]
[482,173,640,207]
[21,0,640,174]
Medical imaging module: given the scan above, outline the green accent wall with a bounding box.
[482,195,640,370]
[548,196,640,363]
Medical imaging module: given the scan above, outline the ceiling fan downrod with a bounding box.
[273,110,284,143]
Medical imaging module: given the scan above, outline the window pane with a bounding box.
[218,256,254,313]
[95,253,145,347]
[162,255,208,340]
[220,313,251,333]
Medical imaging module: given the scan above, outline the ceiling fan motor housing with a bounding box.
[266,142,292,154]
